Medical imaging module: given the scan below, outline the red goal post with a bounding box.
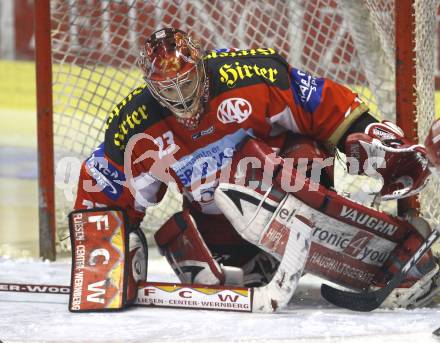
[35,0,55,260]
[34,0,440,260]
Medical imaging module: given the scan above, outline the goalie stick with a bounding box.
[0,260,306,313]
[0,281,252,312]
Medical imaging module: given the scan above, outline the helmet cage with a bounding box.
[144,59,206,120]
[138,28,207,128]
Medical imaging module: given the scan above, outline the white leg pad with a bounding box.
[215,185,313,312]
[252,214,312,312]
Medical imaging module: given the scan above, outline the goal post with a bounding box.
[34,0,440,260]
[35,0,56,261]
[395,0,419,214]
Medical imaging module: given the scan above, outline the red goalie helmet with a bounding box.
[138,28,208,129]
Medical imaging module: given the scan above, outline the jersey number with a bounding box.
[155,130,176,158]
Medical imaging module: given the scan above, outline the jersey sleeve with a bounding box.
[74,84,173,227]
[74,142,166,227]
[267,65,369,150]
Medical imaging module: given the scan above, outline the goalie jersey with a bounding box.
[74,48,368,227]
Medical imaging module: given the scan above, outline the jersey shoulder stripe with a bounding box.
[104,84,171,164]
[205,48,290,93]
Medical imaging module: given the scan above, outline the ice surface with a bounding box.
[1,254,440,343]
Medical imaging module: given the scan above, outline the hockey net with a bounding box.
[39,0,440,256]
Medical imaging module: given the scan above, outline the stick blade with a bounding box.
[320,284,382,312]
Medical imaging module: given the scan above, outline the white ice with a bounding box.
[1,252,440,343]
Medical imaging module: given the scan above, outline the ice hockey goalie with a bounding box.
[70,27,439,311]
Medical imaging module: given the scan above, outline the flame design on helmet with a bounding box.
[158,55,181,74]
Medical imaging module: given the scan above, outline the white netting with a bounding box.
[414,0,440,226]
[49,0,439,252]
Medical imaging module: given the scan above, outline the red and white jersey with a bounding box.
[75,48,368,226]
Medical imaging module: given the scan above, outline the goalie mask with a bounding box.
[138,28,208,130]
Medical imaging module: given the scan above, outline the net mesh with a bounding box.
[49,0,439,252]
[413,0,440,227]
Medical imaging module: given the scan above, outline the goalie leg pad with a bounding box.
[252,213,313,312]
[68,208,146,312]
[215,182,398,289]
[155,210,226,285]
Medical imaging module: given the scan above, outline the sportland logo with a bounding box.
[217,98,252,124]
